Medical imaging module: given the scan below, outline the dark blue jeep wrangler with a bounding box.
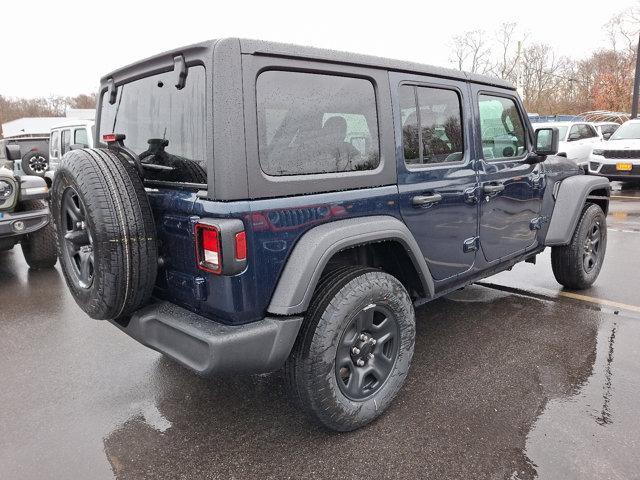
[51,39,610,431]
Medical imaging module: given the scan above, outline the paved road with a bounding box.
[1,184,639,479]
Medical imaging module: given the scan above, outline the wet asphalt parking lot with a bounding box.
[1,183,640,480]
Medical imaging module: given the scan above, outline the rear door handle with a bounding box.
[483,184,505,194]
[412,193,442,207]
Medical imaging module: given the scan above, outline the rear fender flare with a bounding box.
[267,215,434,316]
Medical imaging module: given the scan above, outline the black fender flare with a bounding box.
[544,175,610,246]
[267,215,435,316]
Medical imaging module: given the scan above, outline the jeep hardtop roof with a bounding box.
[99,38,515,90]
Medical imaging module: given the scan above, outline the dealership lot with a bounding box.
[1,185,639,480]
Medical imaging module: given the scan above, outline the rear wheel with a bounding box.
[20,200,58,269]
[51,148,157,320]
[551,203,607,290]
[285,267,415,431]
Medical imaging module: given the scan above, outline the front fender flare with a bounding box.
[544,175,610,246]
[267,215,434,316]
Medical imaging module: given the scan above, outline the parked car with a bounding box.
[534,121,600,169]
[588,119,640,182]
[0,136,50,178]
[0,144,57,268]
[50,39,610,431]
[49,119,95,172]
[593,122,620,141]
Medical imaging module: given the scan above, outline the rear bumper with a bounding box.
[0,207,50,238]
[112,301,303,376]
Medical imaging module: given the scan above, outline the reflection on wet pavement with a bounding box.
[2,217,640,478]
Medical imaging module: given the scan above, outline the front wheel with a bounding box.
[20,201,58,269]
[285,267,415,431]
[551,203,607,290]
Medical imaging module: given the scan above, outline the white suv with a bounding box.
[49,119,95,171]
[588,119,640,182]
[534,121,600,168]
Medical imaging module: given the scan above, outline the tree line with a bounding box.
[451,4,640,115]
[0,93,97,137]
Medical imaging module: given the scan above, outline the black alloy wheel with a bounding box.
[61,187,94,288]
[582,218,602,274]
[335,304,400,401]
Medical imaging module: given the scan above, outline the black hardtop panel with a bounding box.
[100,38,515,91]
[240,38,515,90]
[99,40,216,88]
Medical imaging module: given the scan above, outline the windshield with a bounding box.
[609,122,640,141]
[99,65,207,184]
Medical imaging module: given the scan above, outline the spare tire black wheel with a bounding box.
[51,148,158,320]
[22,151,49,177]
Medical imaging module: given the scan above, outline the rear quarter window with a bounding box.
[256,70,380,176]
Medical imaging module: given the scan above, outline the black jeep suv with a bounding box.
[51,39,609,431]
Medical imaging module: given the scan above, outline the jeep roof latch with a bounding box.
[107,78,117,105]
[173,55,187,90]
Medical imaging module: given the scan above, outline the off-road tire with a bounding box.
[551,203,607,290]
[285,266,415,431]
[21,151,49,177]
[20,200,58,269]
[51,148,157,320]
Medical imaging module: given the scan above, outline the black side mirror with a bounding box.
[534,127,559,156]
[5,144,21,161]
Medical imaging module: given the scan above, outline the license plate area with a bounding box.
[616,162,633,171]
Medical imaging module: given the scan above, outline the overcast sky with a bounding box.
[2,0,637,98]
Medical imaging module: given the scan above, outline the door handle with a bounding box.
[483,184,505,194]
[412,193,442,207]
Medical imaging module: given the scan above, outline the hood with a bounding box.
[599,139,640,150]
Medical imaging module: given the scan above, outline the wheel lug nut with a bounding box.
[360,334,367,341]
[352,347,360,355]
[356,359,365,367]
[370,338,376,345]
[368,353,374,360]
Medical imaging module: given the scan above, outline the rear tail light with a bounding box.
[195,223,222,273]
[195,220,247,275]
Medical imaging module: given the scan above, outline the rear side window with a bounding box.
[61,130,71,156]
[478,94,526,160]
[399,85,464,165]
[50,130,60,158]
[74,128,88,146]
[256,71,380,176]
[99,65,207,184]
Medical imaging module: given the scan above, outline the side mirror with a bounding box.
[534,127,559,156]
[5,144,21,161]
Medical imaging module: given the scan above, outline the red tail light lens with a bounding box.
[235,231,247,261]
[195,223,222,274]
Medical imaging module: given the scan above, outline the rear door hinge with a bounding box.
[463,236,480,253]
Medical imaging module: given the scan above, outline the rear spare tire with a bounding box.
[22,151,49,177]
[51,148,157,320]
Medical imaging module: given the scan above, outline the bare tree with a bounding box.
[492,22,527,82]
[605,3,640,53]
[450,30,492,74]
